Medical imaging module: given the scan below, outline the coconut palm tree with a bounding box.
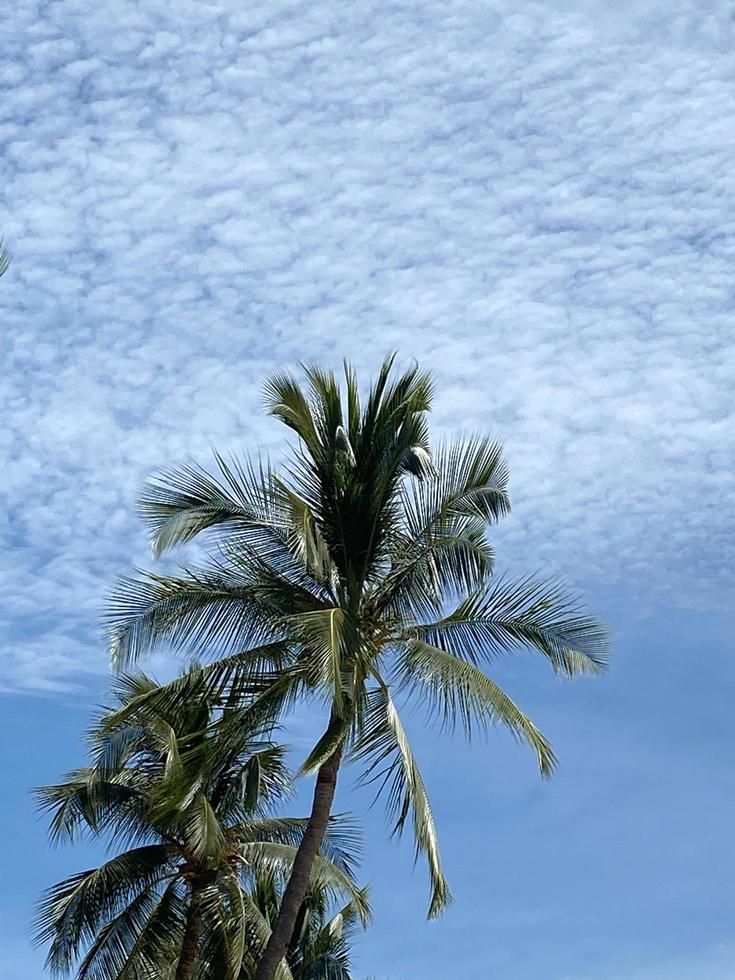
[105,355,608,980]
[250,874,365,980]
[35,671,369,980]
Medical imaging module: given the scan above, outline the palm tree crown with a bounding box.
[35,672,369,980]
[105,355,607,978]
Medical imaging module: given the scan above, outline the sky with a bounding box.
[1,0,734,976]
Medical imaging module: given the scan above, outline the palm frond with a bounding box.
[413,574,608,676]
[184,794,226,861]
[402,436,510,534]
[35,846,174,974]
[102,647,292,735]
[139,453,285,559]
[274,479,334,584]
[263,371,319,452]
[0,240,10,278]
[376,520,495,621]
[352,687,451,919]
[199,881,295,980]
[35,774,147,847]
[298,713,351,777]
[239,844,371,926]
[105,568,272,668]
[286,608,351,708]
[233,813,362,878]
[76,879,184,980]
[342,361,361,442]
[396,640,557,776]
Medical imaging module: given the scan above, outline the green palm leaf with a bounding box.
[76,880,184,980]
[232,814,362,878]
[353,687,451,918]
[139,453,284,559]
[106,568,270,668]
[397,639,557,776]
[35,846,174,973]
[414,574,608,676]
[238,843,371,926]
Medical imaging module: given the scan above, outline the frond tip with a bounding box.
[415,574,608,678]
[0,240,10,278]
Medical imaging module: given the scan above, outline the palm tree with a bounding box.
[35,672,369,980]
[251,875,365,980]
[105,355,608,980]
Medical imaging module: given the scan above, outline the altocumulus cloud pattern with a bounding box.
[1,0,734,691]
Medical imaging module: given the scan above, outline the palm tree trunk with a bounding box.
[175,881,205,980]
[254,742,343,980]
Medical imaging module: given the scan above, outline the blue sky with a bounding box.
[2,0,734,976]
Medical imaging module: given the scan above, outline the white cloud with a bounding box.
[1,0,733,689]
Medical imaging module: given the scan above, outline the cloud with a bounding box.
[1,0,733,690]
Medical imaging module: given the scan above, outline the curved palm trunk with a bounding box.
[175,881,205,980]
[254,744,343,980]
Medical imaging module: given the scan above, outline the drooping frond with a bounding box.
[76,879,185,980]
[395,640,557,777]
[402,436,510,534]
[35,774,147,847]
[352,687,451,919]
[298,714,351,778]
[263,371,320,452]
[286,608,351,709]
[197,877,249,980]
[35,846,174,974]
[274,479,334,584]
[184,794,226,861]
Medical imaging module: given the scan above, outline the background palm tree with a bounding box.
[35,671,369,980]
[105,355,608,980]
[251,875,365,980]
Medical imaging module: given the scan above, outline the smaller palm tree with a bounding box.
[251,874,366,980]
[34,671,370,980]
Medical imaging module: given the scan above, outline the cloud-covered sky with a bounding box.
[1,1,734,977]
[3,0,734,689]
